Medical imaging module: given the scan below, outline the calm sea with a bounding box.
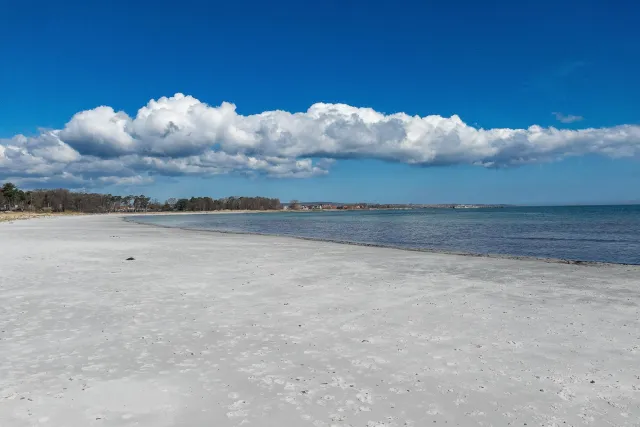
[129,205,640,264]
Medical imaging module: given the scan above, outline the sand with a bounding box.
[1,215,639,427]
[0,212,84,223]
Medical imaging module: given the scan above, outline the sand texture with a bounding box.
[1,215,639,426]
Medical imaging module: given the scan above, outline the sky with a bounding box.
[1,0,639,205]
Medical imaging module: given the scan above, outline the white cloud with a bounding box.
[1,93,639,187]
[553,112,584,124]
[97,175,154,186]
[59,107,135,157]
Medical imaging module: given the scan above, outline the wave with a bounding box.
[512,236,637,244]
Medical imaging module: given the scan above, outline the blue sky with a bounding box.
[1,0,639,204]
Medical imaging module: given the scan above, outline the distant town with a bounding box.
[284,201,508,211]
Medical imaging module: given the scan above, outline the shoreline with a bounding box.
[4,211,637,266]
[124,214,639,268]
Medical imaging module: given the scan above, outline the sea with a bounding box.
[129,205,640,265]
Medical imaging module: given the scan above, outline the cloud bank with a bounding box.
[1,93,639,187]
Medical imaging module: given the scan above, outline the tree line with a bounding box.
[0,182,281,213]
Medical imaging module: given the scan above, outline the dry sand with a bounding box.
[1,215,639,427]
[0,212,84,223]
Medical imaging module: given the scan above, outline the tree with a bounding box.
[1,182,18,209]
[111,195,123,212]
[149,199,162,211]
[175,198,189,211]
[290,199,301,210]
[139,195,151,212]
[122,195,133,211]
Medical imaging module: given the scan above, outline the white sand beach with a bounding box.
[1,215,639,427]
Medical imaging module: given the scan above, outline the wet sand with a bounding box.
[1,215,639,426]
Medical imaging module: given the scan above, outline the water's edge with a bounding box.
[122,215,637,268]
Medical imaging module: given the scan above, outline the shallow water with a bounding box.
[130,205,640,264]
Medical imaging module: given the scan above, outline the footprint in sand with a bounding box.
[340,323,365,332]
[228,400,248,410]
[356,390,374,404]
[557,387,575,401]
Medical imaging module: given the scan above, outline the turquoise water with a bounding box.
[130,205,640,264]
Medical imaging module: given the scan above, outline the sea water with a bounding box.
[130,205,640,264]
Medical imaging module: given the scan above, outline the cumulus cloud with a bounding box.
[553,112,584,124]
[1,93,639,187]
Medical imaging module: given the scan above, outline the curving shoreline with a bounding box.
[124,214,638,267]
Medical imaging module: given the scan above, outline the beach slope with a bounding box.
[1,216,638,426]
